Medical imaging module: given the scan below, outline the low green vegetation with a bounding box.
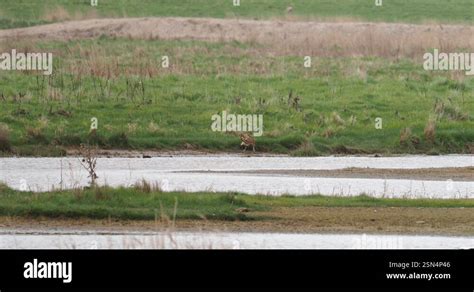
[0,184,472,221]
[0,38,472,156]
[0,0,471,29]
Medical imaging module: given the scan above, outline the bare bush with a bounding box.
[79,144,99,187]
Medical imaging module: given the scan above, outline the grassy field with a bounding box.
[0,183,472,221]
[0,38,472,156]
[0,0,472,29]
[0,1,472,156]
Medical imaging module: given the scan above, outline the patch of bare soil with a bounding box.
[1,207,472,236]
[0,17,472,58]
[191,167,474,181]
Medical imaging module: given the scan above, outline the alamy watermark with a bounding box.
[423,49,474,76]
[24,259,72,283]
[352,234,403,249]
[211,111,264,137]
[0,49,53,75]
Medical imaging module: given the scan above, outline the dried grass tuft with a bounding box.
[424,119,436,143]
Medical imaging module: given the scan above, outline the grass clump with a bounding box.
[25,127,48,145]
[0,124,12,152]
[290,140,321,156]
[134,179,162,193]
[424,119,437,144]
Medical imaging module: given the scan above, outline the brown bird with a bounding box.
[286,6,293,14]
[239,133,256,152]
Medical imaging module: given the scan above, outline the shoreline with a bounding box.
[183,167,474,181]
[2,148,473,158]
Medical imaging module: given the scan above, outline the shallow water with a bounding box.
[0,155,472,198]
[0,229,472,249]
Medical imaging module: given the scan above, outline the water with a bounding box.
[0,155,472,198]
[1,156,472,249]
[0,229,472,249]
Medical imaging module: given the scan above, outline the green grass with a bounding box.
[0,184,472,221]
[0,38,472,156]
[244,194,474,208]
[0,0,472,29]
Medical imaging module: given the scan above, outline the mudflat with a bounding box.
[186,167,474,181]
[1,206,472,236]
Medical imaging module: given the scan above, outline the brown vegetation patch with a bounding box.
[0,17,472,59]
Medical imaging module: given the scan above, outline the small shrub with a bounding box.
[79,144,98,187]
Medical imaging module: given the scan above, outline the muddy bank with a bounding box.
[64,148,287,158]
[187,167,474,181]
[1,206,472,236]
